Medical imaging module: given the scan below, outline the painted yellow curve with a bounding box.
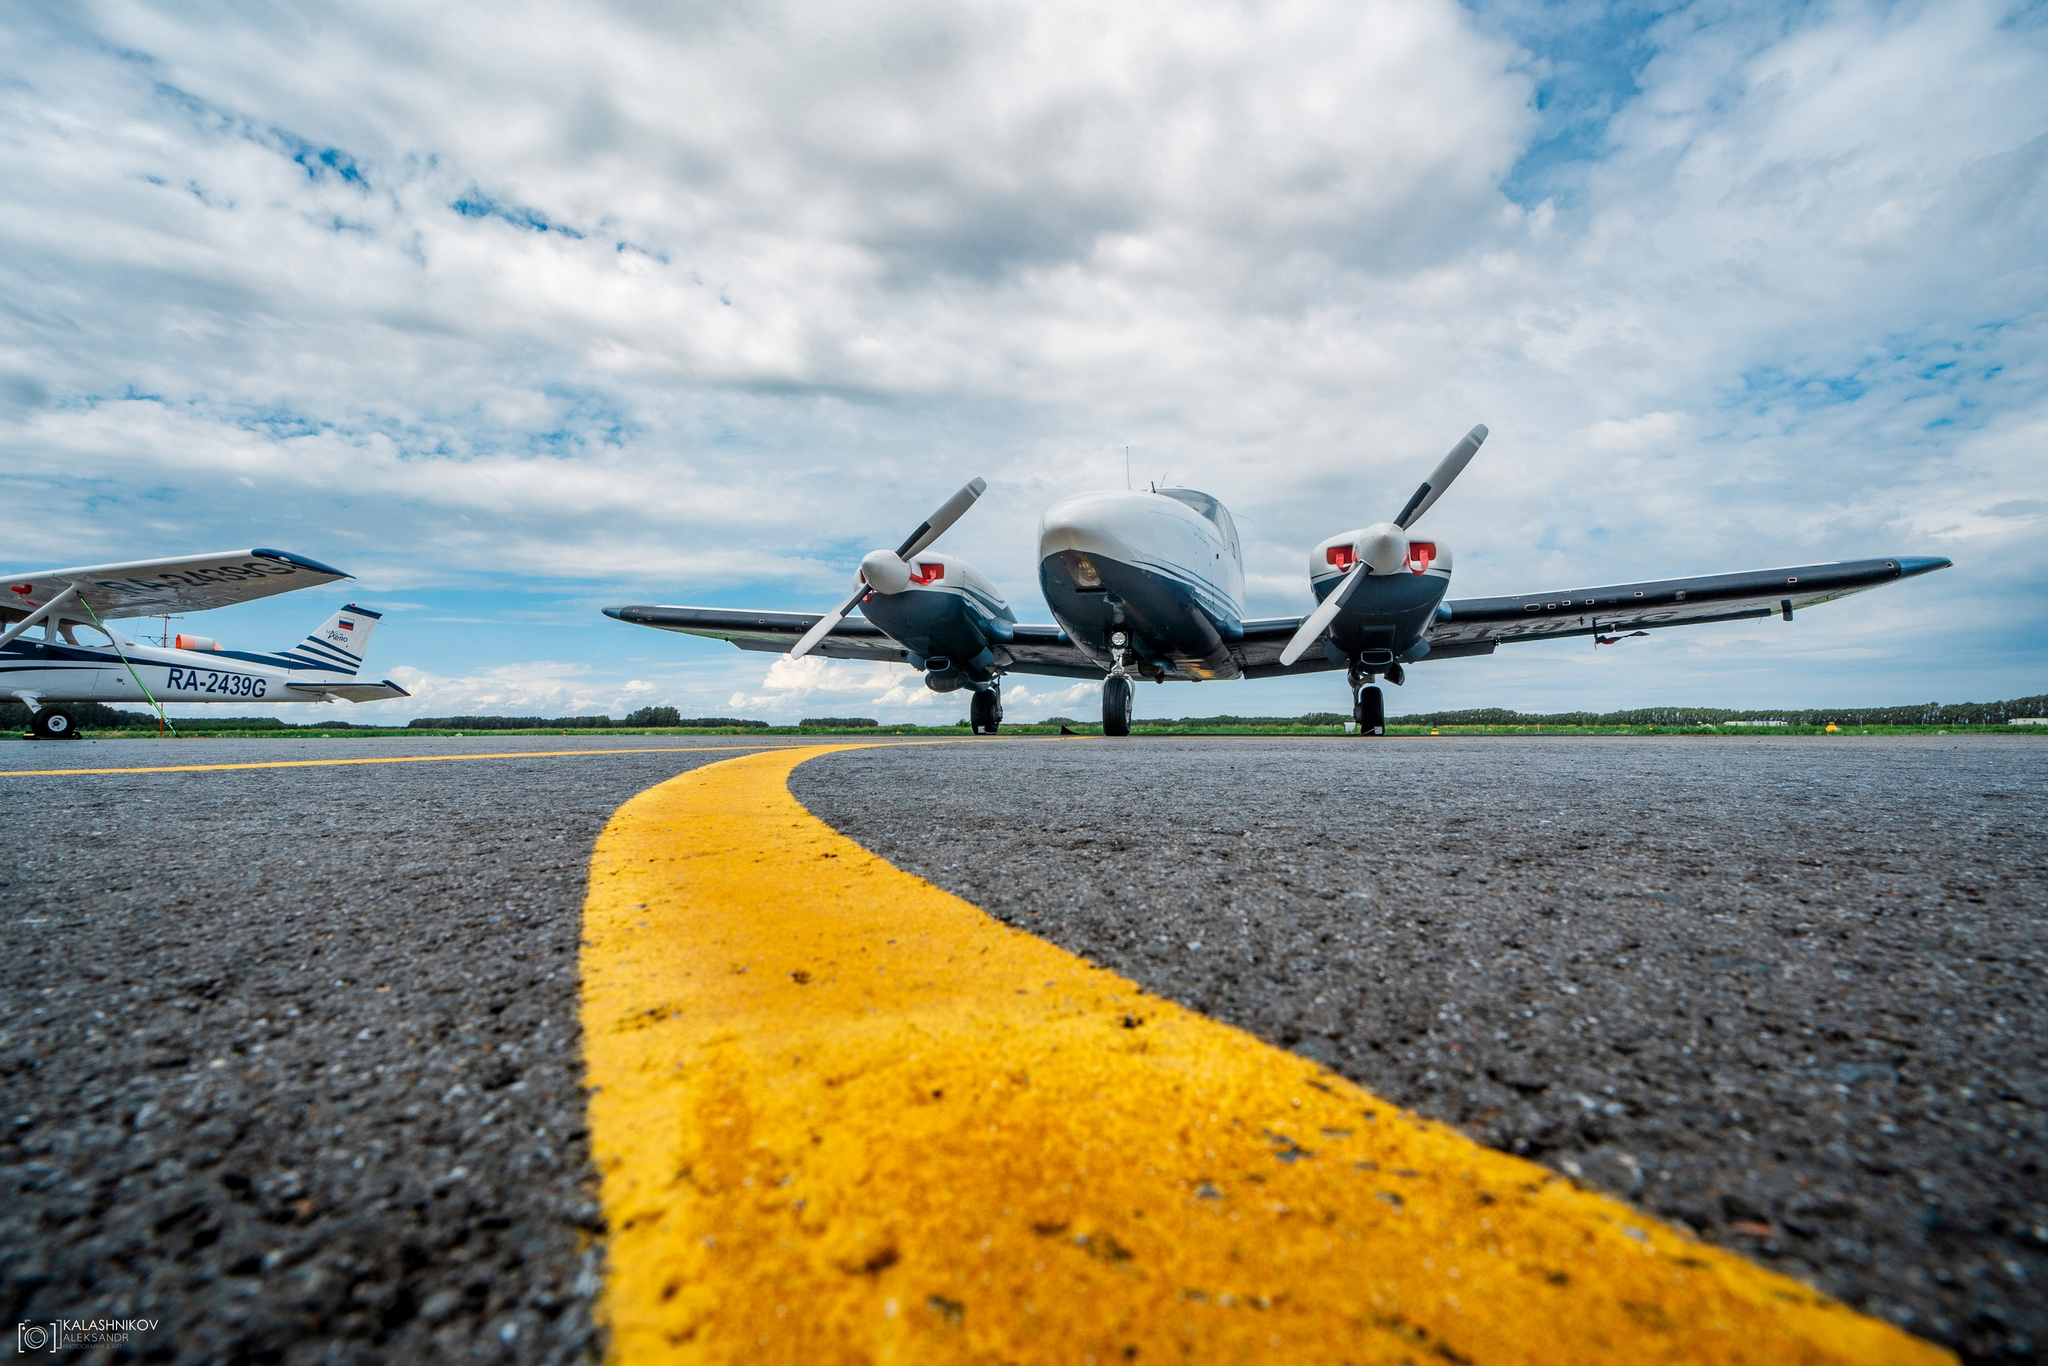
[579,744,1949,1365]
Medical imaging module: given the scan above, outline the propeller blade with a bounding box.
[895,477,988,559]
[1392,424,1488,530]
[1278,562,1366,666]
[789,584,871,660]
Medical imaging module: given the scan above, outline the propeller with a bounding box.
[1278,425,1488,667]
[789,477,988,659]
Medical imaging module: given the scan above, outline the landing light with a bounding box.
[1111,630,1128,647]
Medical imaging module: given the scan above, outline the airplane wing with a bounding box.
[605,606,916,663]
[604,605,1107,677]
[1427,556,1949,651]
[1234,556,1950,674]
[3,549,352,621]
[283,680,412,703]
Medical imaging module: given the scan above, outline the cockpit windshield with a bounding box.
[1158,487,1241,559]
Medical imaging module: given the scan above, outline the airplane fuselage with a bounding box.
[1037,488,1248,680]
[4,635,335,704]
[1034,489,1450,681]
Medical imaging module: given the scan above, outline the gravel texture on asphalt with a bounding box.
[0,736,778,1366]
[794,735,2048,1364]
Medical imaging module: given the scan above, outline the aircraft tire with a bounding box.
[1102,676,1134,737]
[1355,686,1385,737]
[970,688,1002,735]
[32,708,77,740]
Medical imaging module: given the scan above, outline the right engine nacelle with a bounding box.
[1309,531,1453,601]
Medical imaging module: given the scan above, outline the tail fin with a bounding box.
[280,603,381,676]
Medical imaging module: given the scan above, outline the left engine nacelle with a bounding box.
[1309,529,1453,599]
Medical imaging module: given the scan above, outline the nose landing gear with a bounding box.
[1101,632,1137,736]
[970,684,1004,735]
[1103,675,1134,736]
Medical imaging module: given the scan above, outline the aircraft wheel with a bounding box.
[970,688,1003,735]
[1103,675,1134,737]
[1354,686,1385,737]
[32,707,77,740]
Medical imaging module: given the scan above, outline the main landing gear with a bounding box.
[1354,686,1384,736]
[1348,664,1386,737]
[30,707,77,740]
[970,685,1004,735]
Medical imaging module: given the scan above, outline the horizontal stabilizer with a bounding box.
[284,680,411,703]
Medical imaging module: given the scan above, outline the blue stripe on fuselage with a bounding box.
[1038,553,1242,677]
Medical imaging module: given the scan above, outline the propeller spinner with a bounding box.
[789,477,988,659]
[1278,425,1487,667]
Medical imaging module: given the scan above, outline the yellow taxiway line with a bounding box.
[0,745,770,778]
[579,744,1949,1364]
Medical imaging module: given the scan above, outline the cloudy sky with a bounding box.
[3,0,2043,723]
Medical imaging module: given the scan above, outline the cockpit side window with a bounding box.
[1215,504,1242,562]
[1159,487,1240,560]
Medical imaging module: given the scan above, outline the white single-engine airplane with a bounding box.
[606,427,1949,735]
[2,549,408,738]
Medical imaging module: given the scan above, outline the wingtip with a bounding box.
[253,548,352,579]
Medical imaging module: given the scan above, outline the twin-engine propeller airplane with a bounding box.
[2,549,408,738]
[607,427,1949,735]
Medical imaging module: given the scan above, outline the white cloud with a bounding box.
[727,653,953,716]
[5,0,2045,717]
[1584,411,1688,453]
[357,661,637,720]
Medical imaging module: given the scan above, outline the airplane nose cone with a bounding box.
[1037,489,1153,562]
